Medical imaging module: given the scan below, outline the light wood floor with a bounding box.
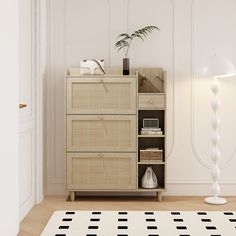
[19,196,236,236]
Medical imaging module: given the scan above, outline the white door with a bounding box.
[19,0,36,221]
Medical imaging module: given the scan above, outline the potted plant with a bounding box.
[115,25,159,75]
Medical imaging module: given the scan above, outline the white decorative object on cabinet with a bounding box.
[65,68,166,201]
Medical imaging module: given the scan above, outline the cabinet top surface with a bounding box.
[66,67,164,77]
[66,74,137,78]
[66,67,165,93]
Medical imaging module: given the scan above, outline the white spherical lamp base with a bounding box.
[204,196,227,205]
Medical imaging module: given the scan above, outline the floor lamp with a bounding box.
[202,55,236,205]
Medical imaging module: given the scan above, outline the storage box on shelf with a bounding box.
[65,68,166,201]
[140,148,163,162]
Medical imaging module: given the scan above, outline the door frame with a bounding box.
[34,0,47,204]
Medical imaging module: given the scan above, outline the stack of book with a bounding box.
[141,127,163,135]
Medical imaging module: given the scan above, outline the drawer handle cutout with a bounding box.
[100,117,108,134]
[149,99,157,108]
[100,79,108,93]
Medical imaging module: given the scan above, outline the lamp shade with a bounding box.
[202,55,236,78]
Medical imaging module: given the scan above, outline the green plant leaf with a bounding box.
[115,40,128,47]
[135,34,144,41]
[115,39,127,48]
[115,25,159,55]
[116,34,132,43]
[117,33,129,39]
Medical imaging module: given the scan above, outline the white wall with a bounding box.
[46,0,236,195]
[0,1,19,235]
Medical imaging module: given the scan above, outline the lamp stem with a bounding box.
[205,77,227,205]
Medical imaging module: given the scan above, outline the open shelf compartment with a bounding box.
[138,164,165,190]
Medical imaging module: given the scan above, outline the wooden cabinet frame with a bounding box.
[65,68,166,201]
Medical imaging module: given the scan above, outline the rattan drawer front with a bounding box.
[138,94,165,109]
[67,77,136,114]
[67,115,136,152]
[67,153,136,190]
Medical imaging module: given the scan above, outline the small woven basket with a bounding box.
[140,149,163,161]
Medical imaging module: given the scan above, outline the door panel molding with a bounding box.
[19,130,35,220]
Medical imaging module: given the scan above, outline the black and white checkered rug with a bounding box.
[40,211,236,236]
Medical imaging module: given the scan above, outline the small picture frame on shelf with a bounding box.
[141,118,162,135]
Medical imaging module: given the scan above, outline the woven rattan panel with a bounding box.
[68,115,136,152]
[68,78,136,114]
[67,153,136,189]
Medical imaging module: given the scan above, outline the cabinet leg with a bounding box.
[70,191,75,201]
[157,192,162,202]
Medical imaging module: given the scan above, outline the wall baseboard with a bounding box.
[46,181,236,197]
[166,182,236,196]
